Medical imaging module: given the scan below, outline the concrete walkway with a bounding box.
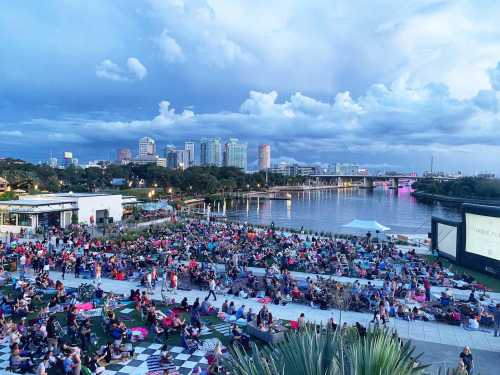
[45,271,500,354]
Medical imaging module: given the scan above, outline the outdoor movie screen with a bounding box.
[465,212,500,261]
[437,223,457,258]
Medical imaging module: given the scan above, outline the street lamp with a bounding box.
[34,184,38,190]
[246,184,250,190]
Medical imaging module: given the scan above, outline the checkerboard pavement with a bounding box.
[0,341,209,375]
[211,322,232,336]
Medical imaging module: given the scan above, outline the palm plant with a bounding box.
[225,325,428,375]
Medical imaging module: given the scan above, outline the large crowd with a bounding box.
[0,219,499,374]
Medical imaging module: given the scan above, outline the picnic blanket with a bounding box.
[76,302,94,311]
[146,355,177,373]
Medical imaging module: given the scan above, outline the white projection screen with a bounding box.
[437,223,457,258]
[465,213,500,261]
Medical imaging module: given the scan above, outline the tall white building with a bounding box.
[176,149,190,170]
[224,138,247,170]
[139,137,156,158]
[184,141,195,167]
[200,138,222,167]
[258,144,271,171]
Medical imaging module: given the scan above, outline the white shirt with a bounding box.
[20,255,26,265]
[37,361,47,375]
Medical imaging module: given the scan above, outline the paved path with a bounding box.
[44,271,500,354]
[413,339,499,375]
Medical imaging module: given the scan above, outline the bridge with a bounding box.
[305,174,457,190]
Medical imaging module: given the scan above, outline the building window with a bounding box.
[5,213,17,225]
[18,213,32,227]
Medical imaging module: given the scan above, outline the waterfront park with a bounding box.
[0,172,500,375]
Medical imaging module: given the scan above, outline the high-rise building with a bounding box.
[176,149,190,170]
[49,157,58,168]
[200,138,222,167]
[164,145,177,169]
[258,144,271,171]
[139,137,156,158]
[62,151,73,168]
[184,141,195,167]
[223,138,247,170]
[117,148,132,163]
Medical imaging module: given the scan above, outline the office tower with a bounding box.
[117,148,132,163]
[223,138,247,170]
[258,144,271,171]
[163,145,176,158]
[139,136,156,158]
[176,149,190,170]
[49,157,58,168]
[165,145,178,169]
[62,151,73,168]
[184,141,195,167]
[200,138,222,167]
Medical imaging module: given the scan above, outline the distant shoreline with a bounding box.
[411,191,500,206]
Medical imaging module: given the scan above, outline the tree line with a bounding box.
[413,177,500,199]
[0,158,305,196]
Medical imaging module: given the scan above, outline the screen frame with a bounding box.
[461,204,500,278]
[431,216,461,262]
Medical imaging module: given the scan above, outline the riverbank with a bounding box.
[411,191,500,206]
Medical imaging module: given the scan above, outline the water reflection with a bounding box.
[223,188,460,234]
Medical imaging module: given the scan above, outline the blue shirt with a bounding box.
[63,357,73,372]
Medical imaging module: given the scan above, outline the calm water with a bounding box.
[213,187,461,234]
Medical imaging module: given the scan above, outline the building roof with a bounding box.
[0,199,75,207]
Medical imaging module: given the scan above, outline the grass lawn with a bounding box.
[1,284,259,358]
[426,255,500,292]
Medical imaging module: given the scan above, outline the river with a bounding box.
[212,187,461,235]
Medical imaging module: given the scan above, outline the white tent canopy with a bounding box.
[342,219,391,232]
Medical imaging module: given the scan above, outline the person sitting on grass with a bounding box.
[159,343,173,366]
[10,343,34,373]
[231,324,250,349]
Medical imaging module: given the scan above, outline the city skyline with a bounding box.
[3,2,500,174]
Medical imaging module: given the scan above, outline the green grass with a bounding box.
[0,284,243,356]
[426,255,500,292]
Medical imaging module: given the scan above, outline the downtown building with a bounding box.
[164,145,190,170]
[184,141,195,167]
[138,136,156,158]
[117,148,132,164]
[258,144,271,171]
[223,138,247,170]
[200,138,222,167]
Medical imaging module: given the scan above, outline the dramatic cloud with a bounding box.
[126,57,148,80]
[10,62,500,173]
[4,1,500,173]
[157,30,185,63]
[96,58,148,81]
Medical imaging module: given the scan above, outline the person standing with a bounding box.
[494,303,500,337]
[75,256,81,278]
[170,271,178,295]
[423,278,431,302]
[459,346,474,374]
[207,277,217,301]
[146,271,153,295]
[61,260,66,280]
[95,262,101,284]
[19,254,26,279]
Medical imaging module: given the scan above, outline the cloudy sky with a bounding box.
[2,0,500,174]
